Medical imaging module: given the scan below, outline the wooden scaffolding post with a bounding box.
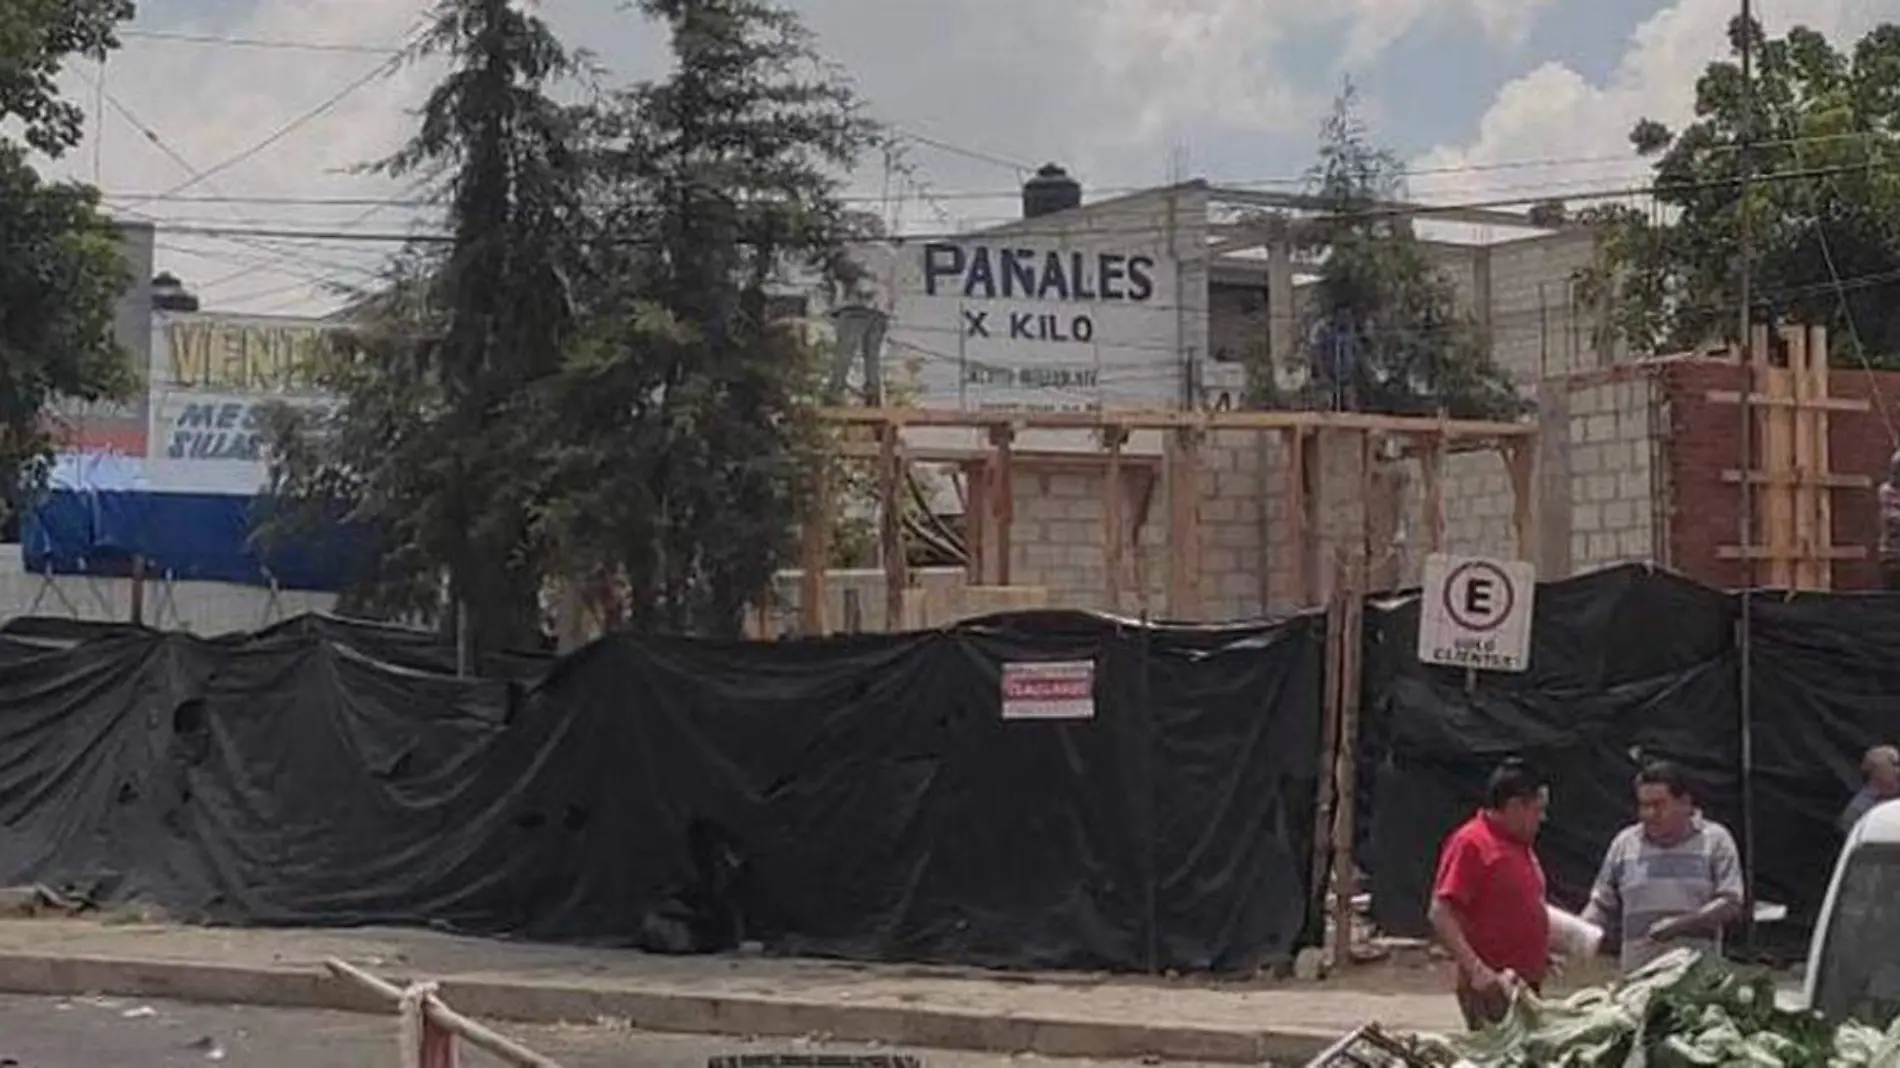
[1505,439,1537,562]
[1284,427,1311,608]
[1167,425,1205,619]
[963,459,989,585]
[1329,556,1366,967]
[1311,579,1346,935]
[1420,429,1447,555]
[798,449,831,637]
[1712,322,1868,588]
[989,424,1016,586]
[878,420,909,632]
[1103,425,1129,610]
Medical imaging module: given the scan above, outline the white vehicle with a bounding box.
[1804,798,1900,1023]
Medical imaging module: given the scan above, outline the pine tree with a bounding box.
[1291,84,1526,420]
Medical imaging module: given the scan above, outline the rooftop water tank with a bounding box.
[1022,163,1081,219]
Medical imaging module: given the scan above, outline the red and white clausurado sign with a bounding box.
[1000,660,1096,720]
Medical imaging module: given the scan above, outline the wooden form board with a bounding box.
[797,407,1541,634]
[1711,325,1872,590]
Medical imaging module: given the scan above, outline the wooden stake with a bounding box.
[1167,426,1204,619]
[1329,558,1366,968]
[1104,426,1128,611]
[878,421,908,632]
[798,452,831,637]
[326,960,565,1068]
[1311,577,1346,931]
[1787,324,1818,589]
[1505,440,1536,562]
[964,459,988,585]
[1421,430,1446,555]
[1810,324,1836,589]
[1284,428,1309,608]
[990,424,1016,585]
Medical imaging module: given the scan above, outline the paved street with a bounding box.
[0,993,1219,1068]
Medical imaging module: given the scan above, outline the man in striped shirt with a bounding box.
[1581,761,1745,973]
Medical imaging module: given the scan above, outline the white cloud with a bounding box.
[1412,0,1900,204]
[38,0,1560,318]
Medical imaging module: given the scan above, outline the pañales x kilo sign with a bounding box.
[924,242,1158,350]
[1416,553,1536,673]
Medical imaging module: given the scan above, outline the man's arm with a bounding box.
[1430,835,1501,989]
[1579,836,1623,938]
[1650,826,1745,942]
[1429,895,1500,988]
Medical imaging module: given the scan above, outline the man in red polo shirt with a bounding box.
[1429,760,1552,1030]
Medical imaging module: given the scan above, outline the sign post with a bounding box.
[1417,553,1536,673]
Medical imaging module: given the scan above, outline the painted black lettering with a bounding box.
[1003,249,1037,298]
[1009,312,1034,339]
[1097,254,1126,300]
[1072,315,1095,343]
[1068,252,1096,300]
[963,246,996,299]
[1037,251,1070,300]
[923,243,964,297]
[1127,256,1156,301]
[962,310,990,338]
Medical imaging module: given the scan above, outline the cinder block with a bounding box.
[1574,502,1603,533]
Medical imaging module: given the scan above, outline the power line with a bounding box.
[117,28,403,55]
[113,43,410,212]
[96,127,1899,215]
[121,160,1892,247]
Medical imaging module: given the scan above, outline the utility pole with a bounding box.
[1736,0,1759,948]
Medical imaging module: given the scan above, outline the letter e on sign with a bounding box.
[1416,553,1537,673]
[1001,660,1096,720]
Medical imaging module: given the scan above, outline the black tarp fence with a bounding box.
[1358,564,1900,958]
[0,609,1325,975]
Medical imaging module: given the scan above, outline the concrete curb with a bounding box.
[0,952,1337,1064]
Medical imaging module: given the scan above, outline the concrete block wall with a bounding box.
[1565,373,1661,571]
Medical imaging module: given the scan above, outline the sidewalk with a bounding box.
[0,919,1462,1064]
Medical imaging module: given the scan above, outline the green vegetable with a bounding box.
[1413,950,1900,1068]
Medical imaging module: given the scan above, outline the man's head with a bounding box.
[1484,760,1548,843]
[1864,746,1900,797]
[1635,760,1697,844]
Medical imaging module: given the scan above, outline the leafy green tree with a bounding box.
[0,0,136,517]
[1287,84,1526,420]
[264,0,584,653]
[527,0,876,636]
[1580,20,1900,365]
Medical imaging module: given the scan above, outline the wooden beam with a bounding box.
[1284,428,1309,609]
[878,421,909,632]
[1810,324,1836,589]
[1167,426,1204,619]
[1506,440,1536,562]
[963,460,988,585]
[1758,324,1796,589]
[326,959,566,1068]
[1703,390,1868,412]
[1104,426,1129,611]
[817,405,1537,438]
[1721,470,1871,489]
[1719,545,1866,561]
[1420,430,1446,555]
[990,424,1016,586]
[1329,558,1366,969]
[828,443,1164,468]
[1788,324,1820,589]
[799,455,830,636]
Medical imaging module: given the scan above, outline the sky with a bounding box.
[38,0,1900,319]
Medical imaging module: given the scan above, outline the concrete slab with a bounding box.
[0,920,1464,1064]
